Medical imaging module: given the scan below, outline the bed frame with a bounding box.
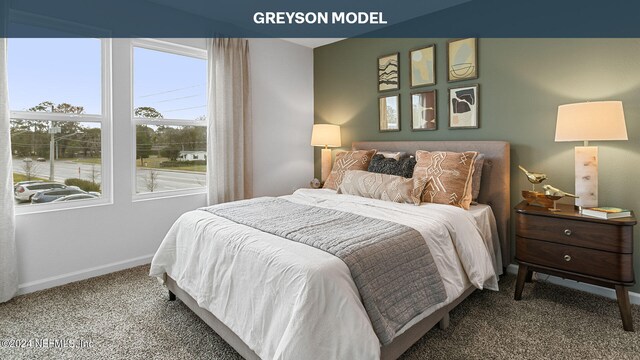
[165,140,511,360]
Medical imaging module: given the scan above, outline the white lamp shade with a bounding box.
[311,124,341,147]
[555,101,627,142]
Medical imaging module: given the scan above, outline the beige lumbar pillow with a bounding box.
[323,150,376,190]
[338,170,424,205]
[413,150,478,209]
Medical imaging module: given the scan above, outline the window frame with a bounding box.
[130,38,208,200]
[11,38,113,215]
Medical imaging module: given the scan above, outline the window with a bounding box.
[132,40,207,194]
[8,38,110,207]
[8,36,206,210]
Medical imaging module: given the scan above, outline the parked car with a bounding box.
[13,180,44,192]
[14,182,66,203]
[36,157,46,162]
[31,186,86,204]
[23,157,33,163]
[51,193,98,202]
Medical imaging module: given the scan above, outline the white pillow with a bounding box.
[375,151,406,161]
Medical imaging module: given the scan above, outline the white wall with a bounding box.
[249,39,314,196]
[14,38,314,294]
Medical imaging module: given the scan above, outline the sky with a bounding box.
[7,38,207,120]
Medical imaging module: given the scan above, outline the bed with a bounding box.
[150,140,510,360]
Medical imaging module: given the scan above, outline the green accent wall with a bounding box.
[314,38,640,291]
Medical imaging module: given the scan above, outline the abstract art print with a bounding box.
[447,38,478,82]
[410,45,435,88]
[378,53,399,91]
[379,94,400,132]
[449,85,479,129]
[411,90,437,131]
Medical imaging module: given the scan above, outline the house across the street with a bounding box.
[178,150,207,161]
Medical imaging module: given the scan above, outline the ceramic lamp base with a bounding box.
[575,146,598,208]
[321,148,332,183]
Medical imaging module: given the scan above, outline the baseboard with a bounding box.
[17,254,154,296]
[506,264,640,305]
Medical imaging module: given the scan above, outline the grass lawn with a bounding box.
[138,156,205,172]
[160,164,206,172]
[140,156,169,168]
[13,173,48,183]
[71,157,102,165]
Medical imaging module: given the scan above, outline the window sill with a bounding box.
[15,197,113,216]
[132,187,207,203]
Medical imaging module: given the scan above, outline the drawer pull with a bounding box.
[564,229,572,236]
[564,255,572,262]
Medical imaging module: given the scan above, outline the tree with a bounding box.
[26,101,85,158]
[134,106,163,119]
[10,118,49,157]
[20,160,41,181]
[177,126,206,151]
[136,125,154,166]
[145,169,159,192]
[160,146,181,161]
[28,101,85,115]
[54,103,85,114]
[75,128,101,158]
[132,107,164,165]
[10,101,90,159]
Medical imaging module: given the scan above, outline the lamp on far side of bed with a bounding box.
[311,124,341,183]
[555,101,627,209]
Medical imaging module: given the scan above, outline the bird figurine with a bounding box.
[542,184,579,198]
[518,165,547,191]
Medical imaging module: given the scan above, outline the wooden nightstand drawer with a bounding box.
[516,213,633,253]
[516,237,634,282]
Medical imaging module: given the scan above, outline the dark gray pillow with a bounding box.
[367,154,417,178]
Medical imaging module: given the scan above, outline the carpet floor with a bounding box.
[1,266,639,359]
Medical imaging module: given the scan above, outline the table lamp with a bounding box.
[555,101,627,208]
[311,124,341,183]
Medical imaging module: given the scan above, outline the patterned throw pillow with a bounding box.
[413,150,478,209]
[323,149,377,190]
[338,170,425,205]
[367,154,417,178]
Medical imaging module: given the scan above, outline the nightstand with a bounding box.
[514,201,637,331]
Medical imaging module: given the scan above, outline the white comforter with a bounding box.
[150,189,498,360]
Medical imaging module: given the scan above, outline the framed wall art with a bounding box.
[449,84,479,129]
[447,38,478,82]
[411,90,437,131]
[378,53,399,92]
[379,94,400,132]
[410,45,435,88]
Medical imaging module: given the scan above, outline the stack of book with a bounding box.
[581,207,632,219]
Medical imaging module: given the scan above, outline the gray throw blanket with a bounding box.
[202,197,447,345]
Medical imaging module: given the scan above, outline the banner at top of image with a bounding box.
[1,0,638,38]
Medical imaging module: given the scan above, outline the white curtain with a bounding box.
[0,38,18,303]
[206,38,253,205]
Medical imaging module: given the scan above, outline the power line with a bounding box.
[136,84,204,99]
[155,94,201,103]
[162,105,206,113]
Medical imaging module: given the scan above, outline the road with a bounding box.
[136,167,206,192]
[12,159,206,193]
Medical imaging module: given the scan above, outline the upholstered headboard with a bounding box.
[352,141,511,268]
